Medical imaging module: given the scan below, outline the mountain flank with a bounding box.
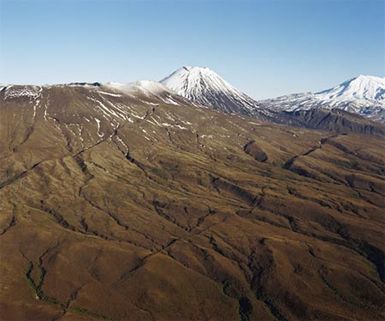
[1,83,384,321]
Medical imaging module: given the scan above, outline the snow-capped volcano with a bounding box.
[317,75,385,102]
[260,75,385,123]
[161,66,260,115]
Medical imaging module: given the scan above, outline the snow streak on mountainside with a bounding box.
[106,80,184,103]
[103,80,191,107]
[261,75,385,123]
[107,80,172,96]
[161,66,261,116]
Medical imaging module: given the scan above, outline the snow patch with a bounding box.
[95,118,103,137]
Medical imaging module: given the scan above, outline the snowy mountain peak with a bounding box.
[317,75,385,102]
[261,74,385,124]
[161,66,233,95]
[160,66,260,115]
[182,66,209,72]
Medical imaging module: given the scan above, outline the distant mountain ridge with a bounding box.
[158,67,385,134]
[3,69,384,123]
[2,68,384,134]
[160,67,385,124]
[316,75,385,101]
[260,75,385,123]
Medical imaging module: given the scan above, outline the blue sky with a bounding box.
[0,0,384,98]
